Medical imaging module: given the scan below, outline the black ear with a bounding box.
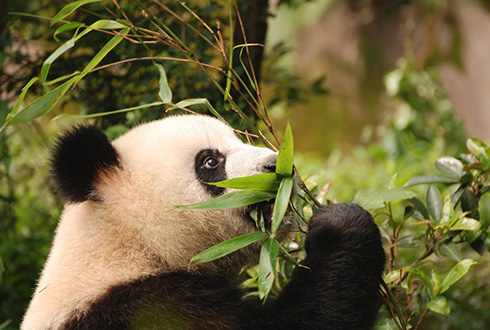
[51,125,120,203]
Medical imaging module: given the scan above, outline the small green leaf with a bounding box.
[271,177,293,235]
[155,64,172,103]
[403,175,455,187]
[435,157,464,180]
[461,189,480,220]
[440,259,477,294]
[258,237,280,300]
[207,173,282,191]
[383,267,408,283]
[410,197,430,220]
[276,124,294,177]
[431,269,442,296]
[41,39,76,83]
[427,296,450,316]
[450,217,481,231]
[353,188,416,209]
[467,138,490,168]
[174,190,275,210]
[53,101,164,120]
[50,0,101,26]
[373,318,399,330]
[426,185,443,222]
[407,268,433,297]
[439,242,461,262]
[190,232,267,266]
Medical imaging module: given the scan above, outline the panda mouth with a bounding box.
[246,201,275,231]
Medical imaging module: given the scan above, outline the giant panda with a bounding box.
[22,114,385,330]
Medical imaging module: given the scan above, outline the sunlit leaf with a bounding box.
[41,39,76,83]
[167,98,225,122]
[276,124,294,177]
[383,267,408,283]
[207,173,282,191]
[450,217,481,231]
[190,232,266,266]
[11,77,38,114]
[440,259,477,294]
[353,188,416,209]
[271,177,293,235]
[440,195,453,225]
[53,21,83,41]
[258,237,280,300]
[174,190,275,210]
[53,101,164,120]
[155,64,172,103]
[427,296,450,316]
[426,185,442,222]
[50,0,101,26]
[435,156,464,180]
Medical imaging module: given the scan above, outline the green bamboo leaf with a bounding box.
[271,177,293,235]
[190,232,267,266]
[440,259,477,294]
[450,217,481,231]
[258,237,280,300]
[403,175,455,187]
[427,296,450,316]
[74,27,129,84]
[276,124,294,177]
[407,268,433,297]
[11,77,38,114]
[383,267,408,283]
[435,156,464,180]
[353,188,416,209]
[431,269,442,296]
[155,64,172,103]
[41,39,76,83]
[3,76,77,129]
[426,185,443,222]
[467,138,490,168]
[440,195,454,225]
[174,190,275,210]
[207,173,282,191]
[53,21,83,41]
[53,101,164,120]
[50,0,101,26]
[167,98,225,122]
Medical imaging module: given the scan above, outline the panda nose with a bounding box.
[263,155,277,173]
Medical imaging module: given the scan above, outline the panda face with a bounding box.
[49,115,278,278]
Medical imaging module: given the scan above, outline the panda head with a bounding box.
[51,114,278,273]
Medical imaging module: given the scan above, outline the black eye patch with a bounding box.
[194,149,226,196]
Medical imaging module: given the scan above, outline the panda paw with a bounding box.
[305,203,380,257]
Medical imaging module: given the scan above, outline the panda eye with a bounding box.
[203,156,219,170]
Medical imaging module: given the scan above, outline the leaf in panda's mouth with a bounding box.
[174,190,275,210]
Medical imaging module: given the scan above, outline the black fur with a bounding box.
[60,203,385,330]
[194,149,227,196]
[51,125,120,203]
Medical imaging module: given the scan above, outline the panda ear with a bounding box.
[51,125,120,203]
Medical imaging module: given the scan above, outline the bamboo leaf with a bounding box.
[167,98,225,122]
[11,77,38,114]
[53,101,164,120]
[258,237,280,300]
[271,177,293,235]
[174,190,275,210]
[190,232,267,266]
[276,124,294,177]
[155,64,172,103]
[50,0,101,26]
[207,173,282,191]
[3,76,77,129]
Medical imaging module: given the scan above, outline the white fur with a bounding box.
[22,115,277,330]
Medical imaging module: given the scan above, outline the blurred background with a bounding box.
[1,0,490,329]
